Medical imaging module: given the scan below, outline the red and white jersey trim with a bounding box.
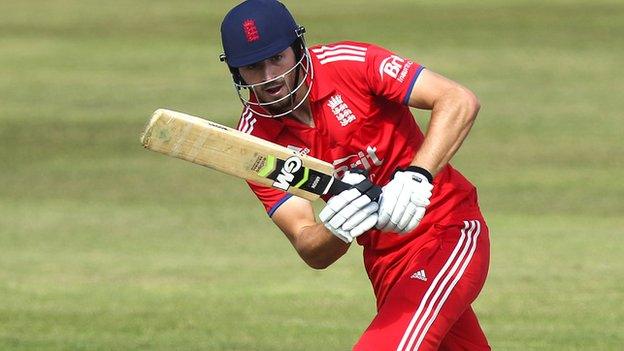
[311,44,367,65]
[237,107,256,134]
[396,220,482,351]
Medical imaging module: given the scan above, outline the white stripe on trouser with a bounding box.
[396,221,470,351]
[411,220,481,350]
[396,220,481,351]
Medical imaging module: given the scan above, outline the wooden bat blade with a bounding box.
[140,109,347,201]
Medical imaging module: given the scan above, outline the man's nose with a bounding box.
[262,65,280,83]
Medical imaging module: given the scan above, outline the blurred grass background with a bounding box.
[1,0,623,350]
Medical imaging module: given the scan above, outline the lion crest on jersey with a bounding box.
[327,94,356,127]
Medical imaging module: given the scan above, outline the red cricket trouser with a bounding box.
[354,219,491,351]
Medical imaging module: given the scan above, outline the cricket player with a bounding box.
[219,1,490,349]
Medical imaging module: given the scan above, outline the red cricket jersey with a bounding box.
[236,41,482,295]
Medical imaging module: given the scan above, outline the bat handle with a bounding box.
[326,177,382,202]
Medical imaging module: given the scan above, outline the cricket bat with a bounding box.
[140,109,354,201]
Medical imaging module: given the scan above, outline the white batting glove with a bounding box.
[376,166,434,234]
[319,171,380,243]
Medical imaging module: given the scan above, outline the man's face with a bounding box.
[238,47,302,114]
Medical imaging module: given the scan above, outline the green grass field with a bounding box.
[1,0,623,349]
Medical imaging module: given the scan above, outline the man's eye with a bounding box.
[271,55,283,62]
[246,64,257,70]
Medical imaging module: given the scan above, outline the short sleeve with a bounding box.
[365,44,425,105]
[246,180,292,217]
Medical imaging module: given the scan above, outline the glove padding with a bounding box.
[319,171,379,243]
[376,168,433,234]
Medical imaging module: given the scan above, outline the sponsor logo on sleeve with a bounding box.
[379,55,413,83]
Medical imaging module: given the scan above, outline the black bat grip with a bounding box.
[327,178,352,195]
[327,177,382,202]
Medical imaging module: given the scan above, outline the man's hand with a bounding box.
[319,171,380,243]
[376,166,434,234]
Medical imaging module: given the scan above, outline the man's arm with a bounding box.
[407,69,481,176]
[271,196,350,270]
[376,69,480,233]
[270,170,379,269]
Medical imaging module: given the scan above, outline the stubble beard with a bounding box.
[258,70,303,116]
